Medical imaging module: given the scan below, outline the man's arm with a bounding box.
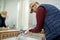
[29,6,46,33]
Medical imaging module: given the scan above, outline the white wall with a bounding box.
[0,0,4,11]
[37,0,60,9]
[29,0,60,27]
[19,0,30,30]
[5,0,18,29]
[0,0,2,11]
[29,13,36,27]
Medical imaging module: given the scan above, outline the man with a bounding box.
[25,2,60,40]
[29,2,46,33]
[0,10,7,28]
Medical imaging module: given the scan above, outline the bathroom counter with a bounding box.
[0,30,19,40]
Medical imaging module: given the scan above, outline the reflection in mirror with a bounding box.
[0,10,8,30]
[0,0,19,30]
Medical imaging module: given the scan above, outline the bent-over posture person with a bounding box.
[0,10,7,28]
[26,2,60,40]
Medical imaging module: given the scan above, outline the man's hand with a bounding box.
[40,29,44,34]
[24,30,30,34]
[24,29,44,34]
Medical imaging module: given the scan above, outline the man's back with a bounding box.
[40,4,60,40]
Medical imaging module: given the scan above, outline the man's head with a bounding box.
[30,2,39,13]
[0,10,7,18]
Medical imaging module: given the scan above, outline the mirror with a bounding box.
[0,0,19,30]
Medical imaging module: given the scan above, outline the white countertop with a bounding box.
[3,32,45,40]
[1,29,45,40]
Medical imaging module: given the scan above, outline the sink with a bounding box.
[3,33,45,40]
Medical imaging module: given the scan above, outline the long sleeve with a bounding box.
[29,6,46,33]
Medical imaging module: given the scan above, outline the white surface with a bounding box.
[3,37,38,40]
[3,37,17,40]
[3,33,45,40]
